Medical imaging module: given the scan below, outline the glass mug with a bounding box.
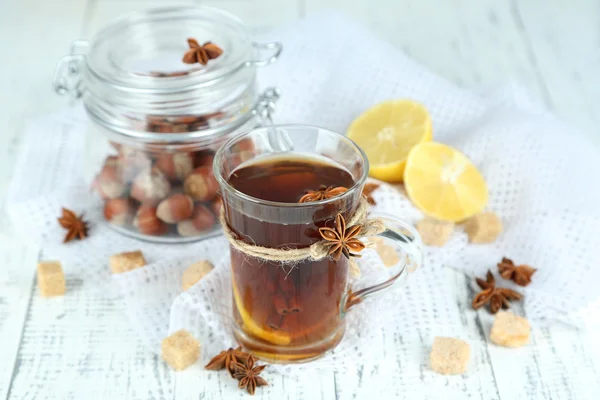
[214,125,423,363]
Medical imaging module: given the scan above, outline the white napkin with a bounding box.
[6,12,600,375]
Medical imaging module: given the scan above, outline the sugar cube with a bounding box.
[37,261,66,297]
[109,250,146,274]
[416,218,454,247]
[430,336,470,375]
[490,311,530,348]
[464,212,503,244]
[161,329,201,371]
[182,260,214,290]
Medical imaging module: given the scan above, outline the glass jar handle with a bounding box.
[343,212,423,313]
[246,42,283,68]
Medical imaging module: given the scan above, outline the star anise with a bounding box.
[232,357,268,395]
[182,38,223,65]
[298,185,348,203]
[319,214,365,261]
[472,270,523,314]
[362,182,380,205]
[497,257,537,286]
[57,208,89,243]
[205,347,250,377]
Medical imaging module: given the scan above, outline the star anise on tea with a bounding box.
[57,208,89,243]
[298,185,348,203]
[319,214,365,261]
[232,357,268,396]
[472,270,523,314]
[362,182,380,205]
[497,257,537,287]
[205,346,250,377]
[182,38,223,65]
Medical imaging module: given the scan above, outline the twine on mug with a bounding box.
[219,197,386,263]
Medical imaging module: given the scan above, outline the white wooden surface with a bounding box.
[1,0,600,399]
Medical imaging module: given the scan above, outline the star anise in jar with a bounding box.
[472,270,523,314]
[232,357,268,395]
[362,182,380,205]
[205,346,250,377]
[182,38,223,65]
[298,185,348,203]
[319,214,365,261]
[497,257,537,286]
[57,208,89,243]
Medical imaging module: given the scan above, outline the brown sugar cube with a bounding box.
[416,218,455,247]
[182,260,214,290]
[490,311,530,348]
[37,261,66,297]
[161,329,201,371]
[109,250,146,274]
[430,337,470,375]
[464,212,503,244]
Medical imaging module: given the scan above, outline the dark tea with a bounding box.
[226,156,358,361]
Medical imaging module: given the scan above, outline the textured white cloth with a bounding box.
[6,12,600,374]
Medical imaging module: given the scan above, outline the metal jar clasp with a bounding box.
[245,42,283,68]
[52,40,90,98]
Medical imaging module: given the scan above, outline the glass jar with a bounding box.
[53,6,282,243]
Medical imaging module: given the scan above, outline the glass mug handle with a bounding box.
[343,212,424,312]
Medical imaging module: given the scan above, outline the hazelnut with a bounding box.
[193,151,215,168]
[131,167,171,205]
[134,205,169,236]
[191,204,216,231]
[104,198,136,226]
[95,156,126,200]
[177,220,202,237]
[156,194,194,223]
[109,141,122,152]
[155,153,194,182]
[177,205,215,236]
[211,196,223,217]
[183,166,219,201]
[118,145,152,181]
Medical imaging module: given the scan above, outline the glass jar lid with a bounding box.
[53,6,282,145]
[87,6,258,93]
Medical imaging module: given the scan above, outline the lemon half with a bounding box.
[231,272,291,346]
[404,142,488,222]
[347,100,432,182]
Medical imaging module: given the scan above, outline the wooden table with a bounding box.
[1,0,599,399]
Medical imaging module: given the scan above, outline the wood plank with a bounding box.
[89,0,300,36]
[8,282,175,399]
[304,0,546,96]
[200,0,301,34]
[0,0,88,396]
[514,0,600,141]
[0,243,38,399]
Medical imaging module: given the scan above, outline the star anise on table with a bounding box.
[362,182,380,205]
[497,257,537,287]
[205,346,250,377]
[232,357,268,396]
[298,185,348,203]
[182,38,223,65]
[319,214,365,261]
[472,270,523,314]
[57,208,89,243]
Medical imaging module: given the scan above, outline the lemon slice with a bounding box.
[347,100,432,182]
[231,272,291,346]
[404,142,488,222]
